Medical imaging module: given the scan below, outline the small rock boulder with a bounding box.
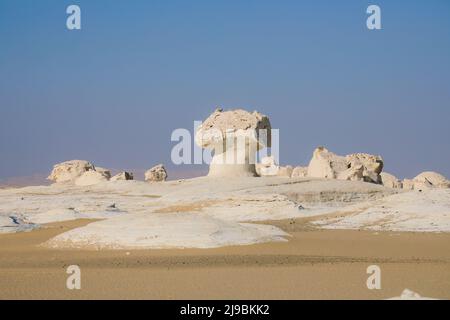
[111,171,134,181]
[277,165,293,177]
[257,156,279,177]
[380,172,402,188]
[145,164,168,182]
[345,153,383,184]
[291,166,308,178]
[47,160,95,183]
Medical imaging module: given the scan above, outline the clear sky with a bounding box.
[1,0,449,180]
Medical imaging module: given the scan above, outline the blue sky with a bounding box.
[0,0,449,180]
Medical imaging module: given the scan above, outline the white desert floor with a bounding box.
[0,177,449,249]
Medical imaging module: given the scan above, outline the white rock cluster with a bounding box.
[48,160,136,186]
[307,147,383,183]
[256,146,449,191]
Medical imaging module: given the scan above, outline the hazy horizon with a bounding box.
[1,0,450,181]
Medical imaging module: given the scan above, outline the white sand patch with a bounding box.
[313,189,450,232]
[45,213,289,249]
[26,207,125,224]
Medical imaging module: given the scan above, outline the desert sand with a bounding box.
[0,218,449,299]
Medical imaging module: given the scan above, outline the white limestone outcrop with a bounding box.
[380,172,402,188]
[256,156,278,176]
[195,108,271,177]
[307,147,383,184]
[47,160,95,183]
[291,166,308,178]
[111,171,134,181]
[145,164,167,182]
[95,167,111,180]
[403,171,450,190]
[307,147,348,179]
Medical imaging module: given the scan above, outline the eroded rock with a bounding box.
[307,147,383,184]
[111,172,134,181]
[380,172,402,188]
[195,108,271,177]
[291,166,308,178]
[145,164,167,182]
[403,171,450,190]
[47,160,95,183]
[307,147,348,179]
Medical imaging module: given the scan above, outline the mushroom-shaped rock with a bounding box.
[47,160,95,183]
[74,170,109,186]
[111,171,134,181]
[145,164,167,182]
[380,172,402,188]
[195,108,271,177]
[291,166,308,178]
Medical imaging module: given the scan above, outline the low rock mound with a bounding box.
[111,171,134,181]
[47,160,95,183]
[75,170,109,186]
[380,172,402,188]
[45,213,288,249]
[403,171,450,190]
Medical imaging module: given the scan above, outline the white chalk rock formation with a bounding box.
[95,167,111,180]
[195,108,271,177]
[346,153,383,183]
[145,164,167,182]
[74,170,109,186]
[307,147,348,179]
[46,213,288,249]
[111,171,134,181]
[291,166,308,178]
[414,171,450,188]
[403,171,450,190]
[380,172,402,188]
[278,165,293,177]
[47,160,95,183]
[257,156,279,176]
[307,147,383,184]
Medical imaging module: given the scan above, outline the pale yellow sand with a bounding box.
[0,219,449,299]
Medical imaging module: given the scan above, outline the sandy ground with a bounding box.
[0,218,449,300]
